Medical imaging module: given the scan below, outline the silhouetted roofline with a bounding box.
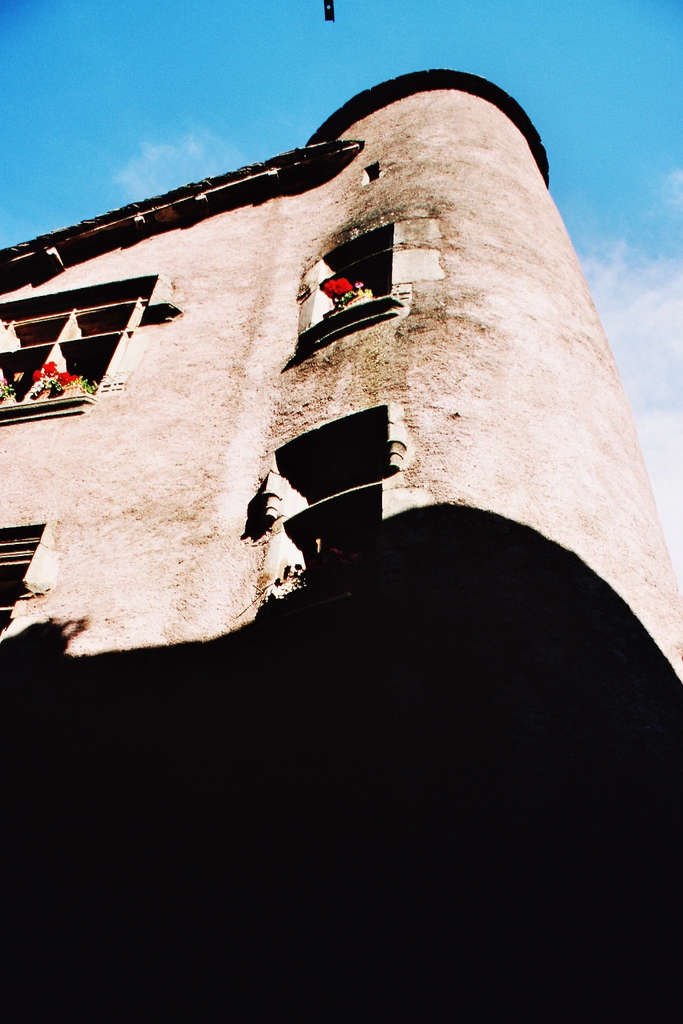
[0,140,363,298]
[307,70,549,188]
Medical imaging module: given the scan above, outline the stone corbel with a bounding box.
[193,193,210,219]
[0,320,19,354]
[262,470,286,527]
[387,403,410,474]
[23,522,60,596]
[57,311,82,343]
[243,470,288,541]
[44,247,65,275]
[243,465,309,542]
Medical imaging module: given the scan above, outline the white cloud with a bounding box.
[114,131,244,201]
[581,247,683,588]
[664,169,683,209]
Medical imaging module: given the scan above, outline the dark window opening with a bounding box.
[0,346,53,401]
[0,333,124,402]
[285,484,382,565]
[12,315,71,348]
[293,224,403,365]
[330,252,391,300]
[0,276,179,326]
[61,335,122,384]
[74,302,140,337]
[262,408,395,611]
[275,406,391,505]
[283,484,382,603]
[8,303,139,348]
[324,224,394,299]
[325,224,393,273]
[364,162,381,182]
[0,524,44,632]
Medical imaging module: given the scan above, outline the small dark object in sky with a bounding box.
[324,0,335,21]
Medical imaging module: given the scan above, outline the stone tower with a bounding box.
[2,72,683,1019]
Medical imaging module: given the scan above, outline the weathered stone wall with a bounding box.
[1,85,681,678]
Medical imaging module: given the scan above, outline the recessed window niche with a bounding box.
[0,275,181,424]
[293,219,444,365]
[0,522,58,635]
[361,161,381,185]
[294,225,406,363]
[245,405,410,615]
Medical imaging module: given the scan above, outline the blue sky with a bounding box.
[1,0,682,582]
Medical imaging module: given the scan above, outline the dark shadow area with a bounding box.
[324,223,394,296]
[276,405,391,503]
[364,161,381,183]
[2,505,683,1020]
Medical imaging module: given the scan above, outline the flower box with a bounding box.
[321,276,374,316]
[27,361,98,403]
[0,361,98,425]
[0,392,97,425]
[0,376,17,405]
[293,295,406,365]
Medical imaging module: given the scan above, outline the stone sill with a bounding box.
[292,295,406,365]
[0,394,98,425]
[260,584,354,622]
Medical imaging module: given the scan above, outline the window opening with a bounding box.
[0,524,45,632]
[0,275,179,325]
[362,162,381,185]
[0,276,180,422]
[275,405,391,505]
[281,483,382,603]
[252,406,408,613]
[294,225,407,364]
[11,314,73,348]
[61,334,124,387]
[323,224,394,298]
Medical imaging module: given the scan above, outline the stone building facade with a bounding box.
[2,72,683,1018]
[1,71,681,674]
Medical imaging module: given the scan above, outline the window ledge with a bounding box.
[0,394,98,425]
[294,295,406,363]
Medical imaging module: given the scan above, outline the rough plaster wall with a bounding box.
[0,203,308,652]
[1,86,681,678]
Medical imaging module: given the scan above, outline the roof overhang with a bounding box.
[308,70,549,188]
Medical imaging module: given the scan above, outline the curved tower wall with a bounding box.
[270,88,683,676]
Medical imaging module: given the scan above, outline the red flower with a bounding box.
[57,372,78,387]
[321,277,353,299]
[42,362,57,376]
[32,369,43,382]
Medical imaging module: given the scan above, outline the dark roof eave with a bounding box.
[0,139,363,299]
[307,70,549,188]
